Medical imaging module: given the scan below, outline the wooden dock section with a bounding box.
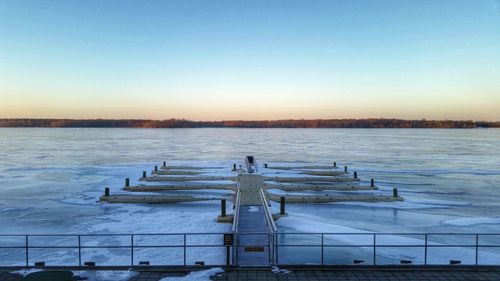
[141,175,237,182]
[124,184,236,192]
[99,194,228,204]
[267,193,403,203]
[265,183,377,191]
[263,176,359,183]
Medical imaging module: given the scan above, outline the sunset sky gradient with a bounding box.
[1,0,499,121]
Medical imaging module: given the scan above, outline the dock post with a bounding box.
[393,188,398,197]
[334,162,337,168]
[142,171,146,178]
[344,166,348,173]
[354,172,358,179]
[125,178,129,187]
[163,161,166,167]
[280,197,286,215]
[232,163,236,171]
[371,179,375,187]
[264,163,268,168]
[104,187,109,197]
[221,199,226,217]
[155,165,158,172]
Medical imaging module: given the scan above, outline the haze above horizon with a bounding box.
[1,0,500,121]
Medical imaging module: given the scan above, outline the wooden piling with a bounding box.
[142,171,146,178]
[334,162,337,168]
[232,163,236,171]
[371,179,375,187]
[264,163,268,168]
[393,188,398,197]
[104,187,109,197]
[221,199,226,217]
[125,178,129,187]
[280,196,286,215]
[354,172,358,179]
[163,161,166,167]
[344,166,348,172]
[155,165,158,172]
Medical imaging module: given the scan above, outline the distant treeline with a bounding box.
[0,118,499,128]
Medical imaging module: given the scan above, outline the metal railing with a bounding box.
[0,232,499,268]
[274,232,500,266]
[0,233,230,268]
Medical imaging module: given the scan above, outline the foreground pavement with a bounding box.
[212,268,500,281]
[2,267,500,281]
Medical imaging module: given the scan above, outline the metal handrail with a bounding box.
[231,190,241,233]
[259,189,277,233]
[0,232,498,267]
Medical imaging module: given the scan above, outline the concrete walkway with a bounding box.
[2,267,500,281]
[213,268,500,281]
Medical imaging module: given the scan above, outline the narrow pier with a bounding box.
[233,174,277,266]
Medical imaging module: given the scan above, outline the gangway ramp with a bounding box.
[233,174,277,266]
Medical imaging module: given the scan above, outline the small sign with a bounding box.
[223,233,234,246]
[244,246,264,252]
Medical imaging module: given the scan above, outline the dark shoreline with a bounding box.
[1,118,499,128]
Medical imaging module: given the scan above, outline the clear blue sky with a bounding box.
[1,0,499,120]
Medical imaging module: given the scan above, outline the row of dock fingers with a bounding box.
[99,161,403,204]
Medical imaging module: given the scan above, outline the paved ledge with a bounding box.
[2,266,500,281]
[214,267,500,281]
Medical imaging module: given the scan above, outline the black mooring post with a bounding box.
[142,171,146,178]
[104,187,109,197]
[154,165,158,172]
[163,161,166,167]
[226,246,230,266]
[221,199,226,217]
[354,172,358,179]
[344,166,348,173]
[371,179,375,187]
[280,197,286,215]
[393,188,398,197]
[232,163,236,171]
[125,178,129,187]
[264,163,268,168]
[334,162,337,168]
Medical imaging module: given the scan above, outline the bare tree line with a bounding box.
[1,118,498,128]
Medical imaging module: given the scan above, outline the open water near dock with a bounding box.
[0,128,499,265]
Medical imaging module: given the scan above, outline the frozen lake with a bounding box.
[0,128,499,265]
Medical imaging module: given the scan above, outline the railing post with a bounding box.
[275,233,279,265]
[78,235,82,267]
[475,234,479,265]
[373,234,376,265]
[131,235,134,267]
[424,234,428,265]
[183,234,187,266]
[25,235,29,268]
[321,234,324,265]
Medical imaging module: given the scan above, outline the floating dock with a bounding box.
[99,157,403,266]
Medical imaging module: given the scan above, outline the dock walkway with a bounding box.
[234,173,276,267]
[236,205,271,266]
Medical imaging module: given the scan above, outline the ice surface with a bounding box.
[0,128,499,266]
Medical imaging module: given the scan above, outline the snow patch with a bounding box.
[159,267,224,281]
[443,217,500,226]
[12,269,42,276]
[73,270,138,281]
